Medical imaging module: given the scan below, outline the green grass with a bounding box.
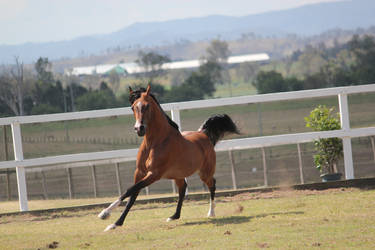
[213,81,257,98]
[1,188,374,249]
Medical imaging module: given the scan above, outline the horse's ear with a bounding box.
[145,84,151,96]
[128,86,133,95]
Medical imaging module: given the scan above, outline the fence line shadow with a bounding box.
[182,211,304,227]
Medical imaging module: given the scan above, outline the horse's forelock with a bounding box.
[129,87,179,131]
[129,88,146,105]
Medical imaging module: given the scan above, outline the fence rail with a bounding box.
[1,84,375,211]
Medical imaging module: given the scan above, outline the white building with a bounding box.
[67,53,270,76]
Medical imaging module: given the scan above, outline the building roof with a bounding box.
[67,53,270,76]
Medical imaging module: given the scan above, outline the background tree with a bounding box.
[235,62,259,83]
[0,73,19,116]
[108,69,121,92]
[31,80,65,114]
[206,39,231,63]
[349,35,375,84]
[0,57,29,116]
[205,39,232,94]
[286,77,304,91]
[136,51,170,84]
[164,61,216,102]
[253,70,288,94]
[31,57,67,114]
[76,82,117,111]
[35,57,53,84]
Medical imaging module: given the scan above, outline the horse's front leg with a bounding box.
[103,191,140,231]
[99,171,158,231]
[98,169,142,220]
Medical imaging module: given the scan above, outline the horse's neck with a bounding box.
[144,104,171,146]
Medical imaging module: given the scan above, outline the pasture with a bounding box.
[1,188,374,249]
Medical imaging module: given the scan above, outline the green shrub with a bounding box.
[31,104,62,115]
[304,105,343,174]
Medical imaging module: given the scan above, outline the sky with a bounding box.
[0,0,343,45]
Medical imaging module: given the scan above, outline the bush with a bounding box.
[253,70,289,94]
[31,104,62,115]
[304,105,343,174]
[76,90,117,111]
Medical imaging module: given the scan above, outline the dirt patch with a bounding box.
[222,187,354,202]
[46,241,59,249]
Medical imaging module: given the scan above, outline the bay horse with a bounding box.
[98,85,239,231]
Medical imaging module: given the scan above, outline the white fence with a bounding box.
[1,84,375,211]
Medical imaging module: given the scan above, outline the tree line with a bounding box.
[1,35,374,117]
[0,40,229,117]
[252,35,375,94]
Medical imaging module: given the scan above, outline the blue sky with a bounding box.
[0,0,342,45]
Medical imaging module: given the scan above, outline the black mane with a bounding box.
[129,87,179,131]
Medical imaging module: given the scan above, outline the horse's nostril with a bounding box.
[134,124,146,136]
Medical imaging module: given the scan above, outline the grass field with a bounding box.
[1,188,374,249]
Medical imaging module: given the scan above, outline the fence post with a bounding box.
[370,136,375,165]
[228,150,237,190]
[171,108,181,130]
[171,108,181,194]
[3,125,11,200]
[11,122,28,211]
[90,165,97,198]
[297,143,305,184]
[171,181,176,194]
[114,163,122,196]
[261,147,268,187]
[41,170,48,199]
[338,93,354,179]
[5,169,11,201]
[66,168,73,199]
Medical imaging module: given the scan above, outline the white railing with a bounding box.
[1,84,375,211]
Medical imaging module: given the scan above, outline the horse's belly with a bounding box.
[159,131,211,180]
[161,161,198,179]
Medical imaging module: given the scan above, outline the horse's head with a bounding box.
[129,85,154,137]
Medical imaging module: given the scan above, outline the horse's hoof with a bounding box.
[104,224,117,232]
[207,211,216,218]
[166,217,173,222]
[98,209,110,220]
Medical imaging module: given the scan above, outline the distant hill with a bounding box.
[1,0,375,64]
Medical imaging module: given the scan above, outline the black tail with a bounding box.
[199,114,239,146]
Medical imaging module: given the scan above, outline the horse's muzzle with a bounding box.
[135,124,146,137]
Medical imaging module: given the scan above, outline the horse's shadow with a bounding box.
[182,211,304,226]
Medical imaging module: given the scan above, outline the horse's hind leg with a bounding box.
[207,178,216,217]
[200,176,216,217]
[167,179,187,222]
